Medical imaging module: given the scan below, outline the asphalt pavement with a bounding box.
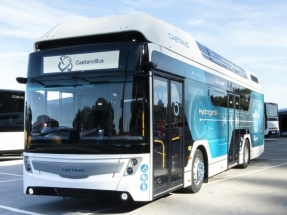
[0,137,286,215]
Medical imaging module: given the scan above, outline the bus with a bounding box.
[0,89,25,156]
[264,102,279,137]
[17,13,264,201]
[278,109,287,137]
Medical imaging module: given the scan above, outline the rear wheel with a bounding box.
[183,149,205,193]
[240,140,250,168]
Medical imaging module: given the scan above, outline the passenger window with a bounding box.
[240,94,250,111]
[210,89,227,108]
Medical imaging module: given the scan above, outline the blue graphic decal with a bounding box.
[140,164,148,173]
[250,92,264,147]
[140,174,148,182]
[184,72,264,158]
[140,183,148,191]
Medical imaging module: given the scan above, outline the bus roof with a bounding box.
[36,13,197,56]
[35,13,260,90]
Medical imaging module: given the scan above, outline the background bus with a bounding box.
[264,102,279,137]
[279,109,287,137]
[0,89,25,156]
[17,13,264,202]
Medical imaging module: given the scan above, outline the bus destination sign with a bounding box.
[43,51,120,73]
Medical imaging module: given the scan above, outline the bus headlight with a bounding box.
[24,156,33,173]
[131,158,138,166]
[124,157,142,176]
[127,167,133,175]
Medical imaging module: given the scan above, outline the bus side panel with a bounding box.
[249,92,264,148]
[182,64,264,187]
[0,131,24,154]
[183,139,228,188]
[208,159,228,177]
[184,77,228,159]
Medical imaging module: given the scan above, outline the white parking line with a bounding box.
[206,162,287,185]
[265,142,287,147]
[0,205,45,215]
[0,172,23,183]
[0,172,22,177]
[0,179,22,183]
[0,159,23,166]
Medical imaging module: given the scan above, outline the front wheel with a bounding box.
[183,149,205,193]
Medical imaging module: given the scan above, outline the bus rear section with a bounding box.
[264,102,279,137]
[0,89,24,156]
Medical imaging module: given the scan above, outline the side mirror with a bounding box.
[144,61,158,70]
[16,77,28,84]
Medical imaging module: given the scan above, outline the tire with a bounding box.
[240,140,250,169]
[183,149,205,193]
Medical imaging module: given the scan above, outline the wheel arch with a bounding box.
[243,135,251,154]
[244,137,251,163]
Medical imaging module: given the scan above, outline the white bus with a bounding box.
[0,89,25,156]
[17,13,264,201]
[264,102,279,137]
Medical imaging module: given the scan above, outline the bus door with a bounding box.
[153,76,184,197]
[227,93,240,168]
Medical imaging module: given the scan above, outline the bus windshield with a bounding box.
[265,103,278,120]
[25,74,149,154]
[24,42,151,154]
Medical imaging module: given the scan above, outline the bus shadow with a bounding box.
[34,196,153,214]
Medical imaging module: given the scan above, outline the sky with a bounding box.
[0,0,287,109]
